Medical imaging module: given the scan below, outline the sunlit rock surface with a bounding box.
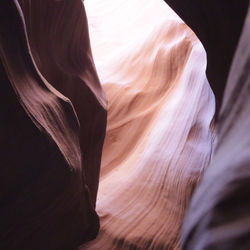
[82,0,215,248]
[1,0,222,249]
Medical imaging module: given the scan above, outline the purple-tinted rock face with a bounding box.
[1,0,249,249]
[164,0,249,113]
[17,0,107,205]
[0,0,106,249]
[182,5,250,250]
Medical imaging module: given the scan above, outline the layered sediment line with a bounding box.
[82,0,215,248]
[0,0,106,249]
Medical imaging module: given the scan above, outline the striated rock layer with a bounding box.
[82,0,215,249]
[0,0,106,249]
[3,0,239,249]
[164,0,249,112]
[18,0,107,206]
[182,5,250,250]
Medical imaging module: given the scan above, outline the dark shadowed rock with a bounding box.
[18,0,107,205]
[0,0,106,249]
[182,5,250,250]
[164,0,249,113]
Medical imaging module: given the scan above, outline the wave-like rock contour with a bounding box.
[0,0,107,249]
[82,0,215,249]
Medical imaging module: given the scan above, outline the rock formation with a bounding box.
[163,0,249,113]
[1,0,249,249]
[182,5,250,250]
[0,0,106,249]
[82,0,214,248]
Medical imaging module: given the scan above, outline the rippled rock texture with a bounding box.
[182,5,250,250]
[82,0,214,248]
[164,0,249,112]
[0,0,106,249]
[2,0,248,249]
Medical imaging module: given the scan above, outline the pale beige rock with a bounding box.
[81,0,215,249]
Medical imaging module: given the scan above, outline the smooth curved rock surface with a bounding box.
[0,0,106,249]
[18,0,107,205]
[182,5,250,250]
[4,0,245,249]
[81,0,215,248]
[163,0,249,113]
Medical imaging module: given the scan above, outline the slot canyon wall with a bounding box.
[82,0,214,248]
[0,0,249,249]
[182,4,250,250]
[0,0,106,249]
